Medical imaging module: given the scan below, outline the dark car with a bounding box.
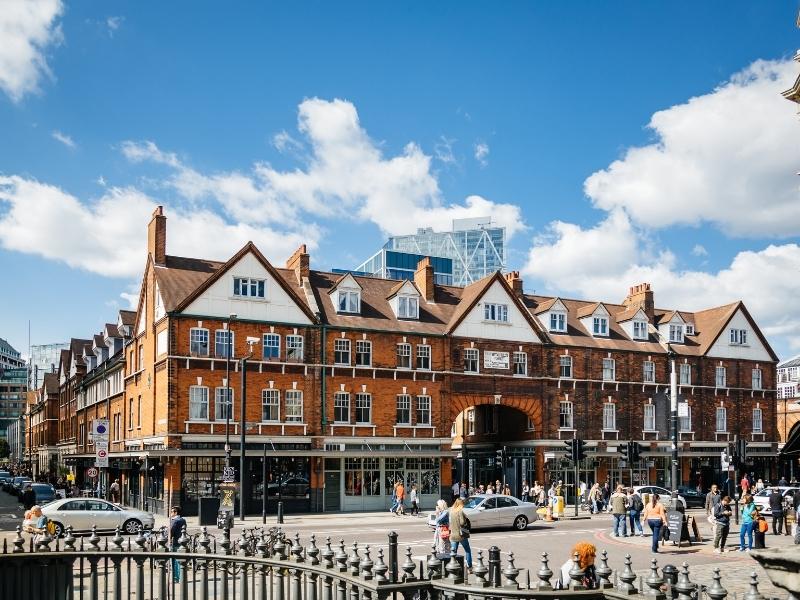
[0,471,11,486]
[676,486,706,508]
[31,483,57,504]
[12,477,33,497]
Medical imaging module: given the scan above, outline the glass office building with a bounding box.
[0,338,24,370]
[357,217,505,287]
[0,367,28,442]
[29,342,69,388]
[352,250,454,285]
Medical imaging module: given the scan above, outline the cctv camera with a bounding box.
[246,336,260,344]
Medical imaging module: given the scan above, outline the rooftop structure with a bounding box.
[0,337,24,370]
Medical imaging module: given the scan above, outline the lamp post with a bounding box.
[224,313,237,469]
[668,348,679,503]
[240,337,259,521]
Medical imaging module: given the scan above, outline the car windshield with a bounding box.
[464,497,484,509]
[32,484,52,492]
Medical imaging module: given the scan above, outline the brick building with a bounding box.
[37,207,780,514]
[27,373,60,477]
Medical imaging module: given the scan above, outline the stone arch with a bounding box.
[448,393,544,436]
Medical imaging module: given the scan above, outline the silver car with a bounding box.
[752,487,799,516]
[42,498,155,536]
[429,495,540,531]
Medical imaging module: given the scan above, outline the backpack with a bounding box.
[632,494,644,512]
[45,518,56,536]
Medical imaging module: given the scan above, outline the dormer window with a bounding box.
[398,295,419,319]
[484,303,509,323]
[593,317,608,336]
[337,290,360,313]
[632,320,648,340]
[669,324,684,343]
[233,277,265,299]
[550,312,566,332]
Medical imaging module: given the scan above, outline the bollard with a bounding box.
[734,497,739,525]
[488,546,501,587]
[388,531,398,583]
[277,501,284,524]
[662,564,678,599]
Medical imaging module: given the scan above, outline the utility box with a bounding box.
[198,496,220,526]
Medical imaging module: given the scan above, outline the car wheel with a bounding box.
[513,515,528,531]
[51,521,64,538]
[123,519,142,534]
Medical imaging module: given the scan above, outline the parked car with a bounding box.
[752,487,799,516]
[632,486,687,510]
[427,495,540,531]
[12,477,33,497]
[0,471,11,486]
[41,498,155,537]
[267,476,310,498]
[30,483,57,505]
[676,486,706,508]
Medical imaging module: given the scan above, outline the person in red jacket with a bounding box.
[740,475,751,496]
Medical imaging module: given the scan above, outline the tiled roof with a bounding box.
[575,302,603,319]
[531,297,559,315]
[154,255,224,312]
[105,323,121,338]
[118,310,136,327]
[43,372,59,393]
[614,306,644,323]
[779,355,800,369]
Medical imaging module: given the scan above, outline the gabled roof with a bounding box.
[172,242,318,323]
[532,297,561,315]
[576,302,609,319]
[118,310,136,327]
[779,355,800,369]
[154,255,224,312]
[104,323,121,339]
[616,306,647,324]
[43,372,59,394]
[689,301,779,361]
[386,279,420,300]
[657,310,685,325]
[327,272,362,294]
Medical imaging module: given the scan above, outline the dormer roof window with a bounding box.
[659,311,685,344]
[577,303,611,337]
[387,280,420,320]
[550,312,566,332]
[331,273,362,315]
[535,298,568,333]
[670,324,684,343]
[593,316,609,336]
[685,323,695,335]
[632,320,648,340]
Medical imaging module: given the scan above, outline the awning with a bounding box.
[780,423,800,456]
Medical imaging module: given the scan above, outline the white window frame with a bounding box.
[464,348,479,373]
[215,329,234,359]
[285,390,303,423]
[396,343,412,369]
[752,408,763,433]
[261,389,280,422]
[286,335,303,362]
[214,387,233,422]
[559,401,574,430]
[416,345,431,370]
[602,358,616,382]
[715,406,727,433]
[355,392,372,424]
[633,320,648,340]
[715,366,727,388]
[643,361,655,383]
[398,295,419,319]
[189,386,209,420]
[685,324,694,335]
[334,392,350,424]
[752,368,762,391]
[679,405,692,432]
[549,312,566,332]
[602,402,616,431]
[337,290,360,313]
[263,333,281,361]
[396,394,411,425]
[669,324,684,343]
[679,363,691,386]
[334,339,351,366]
[190,328,209,357]
[643,404,656,432]
[467,409,475,435]
[513,351,527,376]
[729,328,748,345]
[559,355,572,378]
[416,395,431,425]
[484,303,509,323]
[233,277,265,299]
[593,316,608,336]
[355,340,372,367]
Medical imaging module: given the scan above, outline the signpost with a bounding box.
[92,419,110,496]
[87,467,99,479]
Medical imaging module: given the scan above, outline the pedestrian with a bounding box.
[410,484,419,516]
[769,487,784,535]
[503,484,511,496]
[21,484,36,510]
[778,476,788,486]
[739,494,756,552]
[109,478,121,504]
[521,480,529,503]
[486,485,494,495]
[705,483,721,535]
[755,478,765,493]
[169,506,187,583]
[579,481,587,505]
[459,483,467,499]
[448,498,473,573]
[642,493,667,553]
[395,480,405,515]
[627,488,644,536]
[793,488,800,512]
[589,483,600,514]
[557,542,598,589]
[601,482,611,511]
[495,480,501,494]
[740,475,750,497]
[389,481,398,513]
[609,484,629,537]
[452,480,460,502]
[478,484,485,494]
[433,499,450,554]
[712,496,733,553]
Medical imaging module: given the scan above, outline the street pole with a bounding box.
[224,313,236,468]
[669,349,679,504]
[240,354,247,521]
[262,442,267,524]
[574,458,579,517]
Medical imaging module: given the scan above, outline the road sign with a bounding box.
[91,419,110,441]
[222,466,236,483]
[95,441,109,468]
[87,467,99,479]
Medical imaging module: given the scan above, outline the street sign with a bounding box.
[87,467,99,479]
[678,402,689,417]
[222,466,236,483]
[95,440,109,468]
[91,419,110,441]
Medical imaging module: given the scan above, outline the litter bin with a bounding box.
[198,496,220,526]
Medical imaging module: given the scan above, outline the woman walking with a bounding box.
[739,494,757,552]
[642,493,668,553]
[448,498,473,572]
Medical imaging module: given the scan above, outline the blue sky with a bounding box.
[1,1,799,361]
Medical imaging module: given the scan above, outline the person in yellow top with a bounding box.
[641,493,668,553]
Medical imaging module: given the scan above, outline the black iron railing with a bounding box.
[0,525,775,600]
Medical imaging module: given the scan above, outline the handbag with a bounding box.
[461,515,471,536]
[438,525,450,540]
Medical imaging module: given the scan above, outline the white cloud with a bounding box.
[0,175,320,278]
[0,0,63,102]
[474,141,489,168]
[691,244,708,257]
[51,130,75,148]
[106,16,123,36]
[123,98,526,239]
[584,59,800,237]
[434,136,457,165]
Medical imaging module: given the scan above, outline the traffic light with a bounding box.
[495,447,504,467]
[575,439,586,462]
[619,441,630,461]
[630,442,641,462]
[737,438,748,464]
[564,439,575,461]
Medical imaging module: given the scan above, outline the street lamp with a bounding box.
[224,313,237,468]
[240,336,260,521]
[668,348,679,505]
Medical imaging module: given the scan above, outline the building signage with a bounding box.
[483,351,510,369]
[222,466,236,483]
[677,403,689,418]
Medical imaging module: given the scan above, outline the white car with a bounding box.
[632,486,687,510]
[428,495,540,531]
[42,498,155,536]
[752,487,799,516]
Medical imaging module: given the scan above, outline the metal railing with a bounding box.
[0,525,777,600]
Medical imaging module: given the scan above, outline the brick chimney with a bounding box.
[414,257,435,302]
[147,206,166,266]
[286,244,310,285]
[504,271,523,299]
[623,282,655,321]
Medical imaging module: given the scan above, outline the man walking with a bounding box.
[768,487,784,535]
[109,479,121,504]
[169,506,187,582]
[705,484,721,534]
[713,496,733,553]
[451,480,460,502]
[627,488,644,536]
[610,485,628,537]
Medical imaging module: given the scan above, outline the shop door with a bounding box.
[324,472,340,512]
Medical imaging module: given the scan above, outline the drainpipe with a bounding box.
[317,313,327,429]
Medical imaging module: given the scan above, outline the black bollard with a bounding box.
[488,546,501,587]
[662,564,678,599]
[277,501,284,524]
[388,531,398,583]
[734,497,739,525]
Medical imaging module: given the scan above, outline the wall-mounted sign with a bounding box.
[483,351,510,369]
[678,403,689,418]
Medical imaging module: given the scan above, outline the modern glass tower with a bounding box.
[29,342,69,388]
[357,217,505,287]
